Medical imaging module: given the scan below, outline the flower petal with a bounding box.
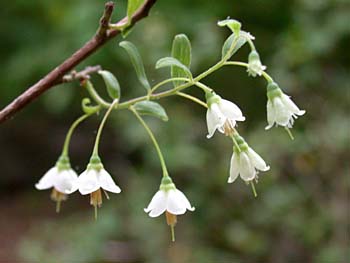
[239,152,256,181]
[167,189,194,215]
[281,94,305,116]
[35,167,57,190]
[144,190,167,217]
[206,103,226,138]
[78,169,100,195]
[247,147,270,172]
[99,169,121,193]
[219,99,245,122]
[273,97,291,126]
[228,152,240,183]
[265,100,275,130]
[54,169,79,194]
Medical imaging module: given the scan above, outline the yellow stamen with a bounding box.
[223,121,235,136]
[90,189,103,220]
[50,189,67,213]
[165,211,177,242]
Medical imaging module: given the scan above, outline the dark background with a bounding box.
[0,0,349,262]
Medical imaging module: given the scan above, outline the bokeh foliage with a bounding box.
[0,0,349,262]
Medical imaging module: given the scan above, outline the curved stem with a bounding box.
[92,99,119,156]
[176,92,207,108]
[224,61,274,83]
[151,77,190,93]
[130,107,168,177]
[61,114,91,156]
[84,80,110,108]
[194,82,212,93]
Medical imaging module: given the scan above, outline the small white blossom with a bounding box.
[206,92,245,138]
[228,137,269,183]
[144,177,194,218]
[265,82,305,130]
[247,50,266,77]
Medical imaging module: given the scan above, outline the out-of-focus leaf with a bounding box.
[171,34,192,87]
[127,0,145,23]
[222,32,250,59]
[119,41,151,91]
[98,70,121,100]
[156,57,192,79]
[133,101,168,121]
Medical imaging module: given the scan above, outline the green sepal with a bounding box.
[98,70,121,100]
[87,155,104,171]
[233,135,249,153]
[119,41,151,91]
[205,91,221,107]
[133,101,169,121]
[248,50,260,63]
[218,19,241,36]
[171,34,192,87]
[56,155,71,171]
[160,176,176,191]
[266,82,282,100]
[156,57,192,79]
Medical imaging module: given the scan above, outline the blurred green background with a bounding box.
[0,0,349,262]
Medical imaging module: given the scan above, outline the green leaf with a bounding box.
[119,41,151,91]
[222,32,248,59]
[217,19,241,35]
[171,34,192,87]
[127,0,145,23]
[98,70,121,100]
[133,101,168,121]
[156,57,192,79]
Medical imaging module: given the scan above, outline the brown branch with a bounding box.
[0,0,157,124]
[60,65,102,83]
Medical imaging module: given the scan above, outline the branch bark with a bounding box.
[0,0,157,124]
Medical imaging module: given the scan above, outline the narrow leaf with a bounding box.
[134,101,168,121]
[98,70,121,100]
[127,0,145,23]
[222,32,249,59]
[119,41,151,91]
[156,57,192,79]
[171,34,192,87]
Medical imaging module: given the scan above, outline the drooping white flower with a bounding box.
[265,82,305,130]
[35,155,78,212]
[206,91,245,138]
[144,176,194,241]
[247,50,266,77]
[78,155,121,212]
[228,136,270,183]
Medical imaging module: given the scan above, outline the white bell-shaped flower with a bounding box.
[35,155,78,212]
[228,136,270,183]
[144,177,195,218]
[206,91,245,138]
[265,82,305,130]
[247,50,266,77]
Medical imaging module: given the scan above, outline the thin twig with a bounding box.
[0,0,157,124]
[61,65,102,83]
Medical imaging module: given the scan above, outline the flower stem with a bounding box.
[224,61,274,83]
[61,114,91,156]
[170,225,175,242]
[151,77,190,93]
[250,181,258,198]
[130,107,168,177]
[176,92,207,108]
[92,99,119,156]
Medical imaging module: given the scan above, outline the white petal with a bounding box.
[239,152,256,181]
[265,100,276,130]
[281,94,305,116]
[35,167,57,190]
[144,190,167,217]
[99,169,121,193]
[54,169,79,194]
[167,189,194,215]
[228,152,240,183]
[247,148,270,172]
[273,97,291,126]
[219,99,245,122]
[206,103,226,138]
[78,170,100,195]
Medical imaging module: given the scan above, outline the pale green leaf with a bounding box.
[171,34,192,87]
[119,41,151,91]
[156,57,192,79]
[222,32,248,59]
[98,70,121,100]
[134,101,168,121]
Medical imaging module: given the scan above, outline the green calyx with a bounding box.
[160,176,176,191]
[205,91,221,107]
[266,82,282,101]
[248,50,260,63]
[87,155,104,171]
[55,155,71,171]
[233,135,248,153]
